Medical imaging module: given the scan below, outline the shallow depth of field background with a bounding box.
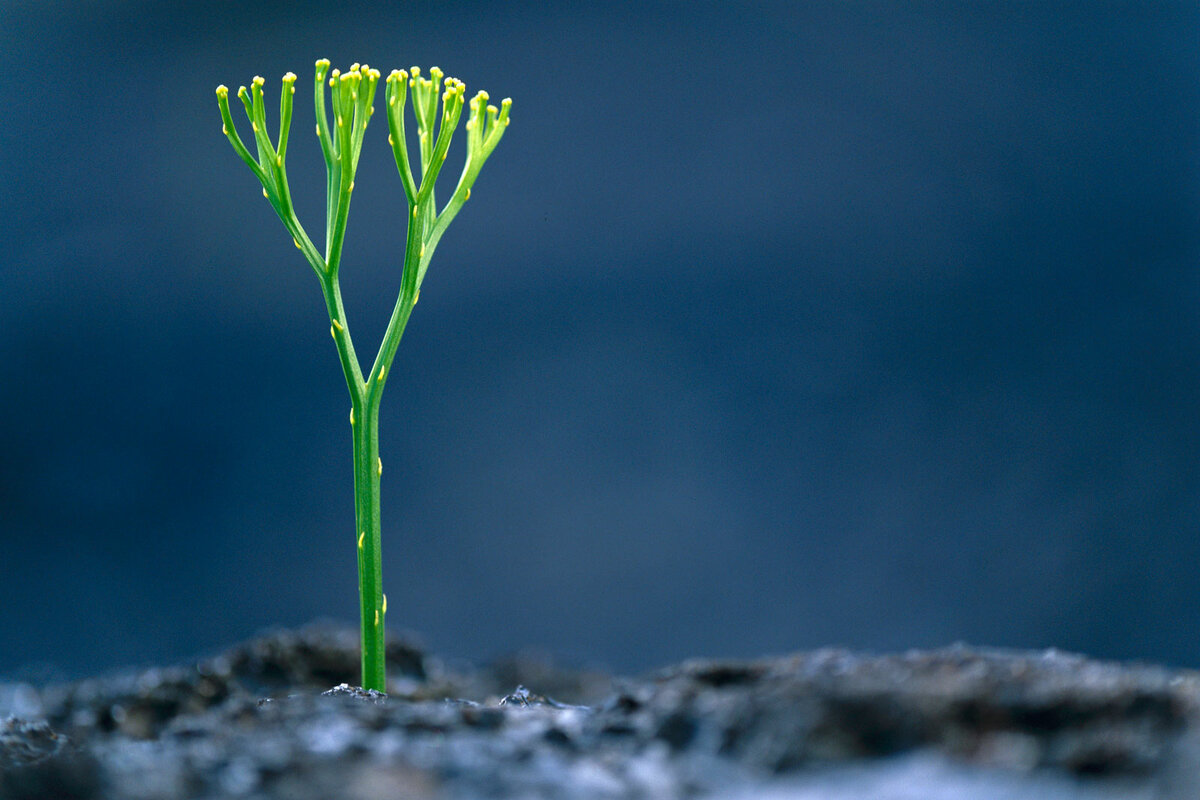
[1,1,1198,679]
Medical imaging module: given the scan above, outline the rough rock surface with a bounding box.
[2,625,1199,799]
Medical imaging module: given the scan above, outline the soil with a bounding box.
[2,624,1199,799]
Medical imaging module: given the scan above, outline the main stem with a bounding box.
[352,396,386,691]
[322,273,389,693]
[322,187,422,693]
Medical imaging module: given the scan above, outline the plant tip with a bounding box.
[216,84,228,97]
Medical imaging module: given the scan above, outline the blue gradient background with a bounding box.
[2,1,1198,678]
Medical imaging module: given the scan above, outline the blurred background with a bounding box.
[1,1,1198,680]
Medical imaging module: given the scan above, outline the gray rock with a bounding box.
[2,627,1198,799]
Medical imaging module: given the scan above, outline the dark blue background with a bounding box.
[2,1,1198,678]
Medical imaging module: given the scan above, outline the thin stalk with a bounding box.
[352,399,386,691]
[216,62,509,695]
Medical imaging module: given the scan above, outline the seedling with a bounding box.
[215,60,511,691]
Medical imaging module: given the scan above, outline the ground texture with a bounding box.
[2,625,1199,799]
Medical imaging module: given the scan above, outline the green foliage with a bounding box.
[215,60,511,691]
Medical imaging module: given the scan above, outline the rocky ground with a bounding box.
[2,625,1200,799]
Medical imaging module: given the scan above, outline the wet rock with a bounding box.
[1,628,1199,798]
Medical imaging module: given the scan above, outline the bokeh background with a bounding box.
[2,1,1198,679]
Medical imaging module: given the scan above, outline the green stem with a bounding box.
[351,398,386,691]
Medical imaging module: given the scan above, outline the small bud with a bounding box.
[358,531,365,548]
[262,188,268,198]
[316,124,320,136]
[337,116,343,127]
[388,134,394,145]
[382,594,388,614]
[221,124,227,135]
[465,188,471,200]
[348,181,355,191]
[330,324,335,339]
[275,155,281,166]
[419,244,425,257]
[412,207,418,218]
[294,238,300,249]
[332,319,344,331]
[377,457,383,476]
[374,610,379,625]
[413,291,419,306]
[350,408,355,425]
[251,121,258,132]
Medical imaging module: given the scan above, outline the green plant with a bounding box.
[215,60,511,692]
